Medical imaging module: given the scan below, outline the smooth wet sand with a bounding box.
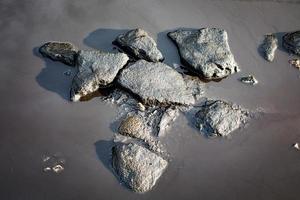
[1,0,300,199]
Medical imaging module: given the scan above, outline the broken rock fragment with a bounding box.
[240,75,258,85]
[70,50,129,102]
[283,31,300,56]
[118,60,195,105]
[112,143,168,193]
[39,41,78,66]
[195,100,249,137]
[168,28,239,79]
[261,34,278,62]
[113,28,164,62]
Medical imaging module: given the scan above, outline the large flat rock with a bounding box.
[283,31,300,56]
[117,60,195,105]
[113,29,164,62]
[112,143,168,193]
[195,100,249,137]
[70,50,129,101]
[168,28,240,79]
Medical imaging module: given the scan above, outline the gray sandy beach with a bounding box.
[1,0,300,199]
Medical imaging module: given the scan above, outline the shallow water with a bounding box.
[1,0,300,199]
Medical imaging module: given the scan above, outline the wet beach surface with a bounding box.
[1,0,300,199]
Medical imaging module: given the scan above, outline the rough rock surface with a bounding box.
[112,143,168,193]
[261,34,278,62]
[168,28,239,79]
[113,29,164,62]
[118,115,145,139]
[240,75,258,85]
[39,41,78,66]
[70,50,129,102]
[195,100,249,137]
[118,60,195,105]
[283,31,300,56]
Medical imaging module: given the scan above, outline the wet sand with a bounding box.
[1,0,300,199]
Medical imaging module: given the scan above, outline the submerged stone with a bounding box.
[70,50,129,102]
[195,100,249,137]
[168,28,239,79]
[261,34,278,62]
[283,31,300,56]
[113,29,164,62]
[240,75,258,85]
[39,41,78,66]
[118,60,195,105]
[112,143,168,193]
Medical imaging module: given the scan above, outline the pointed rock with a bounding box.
[113,29,164,62]
[70,50,129,102]
[39,41,78,66]
[168,28,239,79]
[112,143,168,193]
[195,100,249,137]
[118,60,195,105]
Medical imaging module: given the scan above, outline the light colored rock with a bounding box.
[112,143,168,193]
[113,28,164,62]
[118,60,195,105]
[168,28,239,79]
[283,31,300,56]
[289,59,300,69]
[70,50,129,102]
[39,41,78,66]
[262,34,278,62]
[195,100,249,137]
[118,115,145,139]
[240,75,258,85]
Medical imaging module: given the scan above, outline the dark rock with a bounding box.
[168,28,240,79]
[112,143,168,193]
[118,60,195,106]
[261,34,278,62]
[283,31,300,56]
[70,50,129,102]
[113,29,164,62]
[39,41,78,66]
[195,100,249,137]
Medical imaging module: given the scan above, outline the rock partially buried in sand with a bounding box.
[118,60,195,105]
[240,75,258,85]
[195,100,249,137]
[283,31,300,56]
[112,143,168,193]
[168,28,239,79]
[261,34,278,62]
[39,41,78,66]
[118,115,145,139]
[113,29,164,62]
[70,50,129,102]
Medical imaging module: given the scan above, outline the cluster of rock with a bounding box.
[39,27,252,193]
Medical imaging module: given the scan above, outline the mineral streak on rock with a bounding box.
[118,60,195,106]
[195,100,249,137]
[70,50,129,102]
[39,41,78,66]
[113,28,164,62]
[283,31,300,56]
[112,143,168,193]
[240,75,258,85]
[261,34,278,62]
[168,28,240,79]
